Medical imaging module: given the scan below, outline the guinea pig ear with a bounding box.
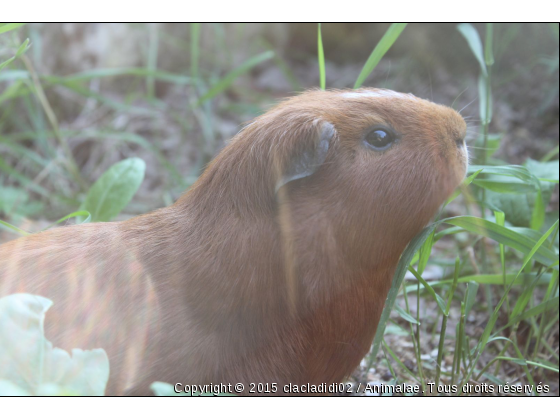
[275,122,335,193]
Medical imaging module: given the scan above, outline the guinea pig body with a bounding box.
[0,89,468,395]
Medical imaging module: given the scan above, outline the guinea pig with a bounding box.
[0,88,468,395]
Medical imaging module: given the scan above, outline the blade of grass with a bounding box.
[443,216,558,267]
[0,219,29,236]
[354,23,407,89]
[459,223,559,393]
[435,258,460,390]
[41,211,92,231]
[317,23,326,90]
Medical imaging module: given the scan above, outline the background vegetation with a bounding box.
[0,23,558,396]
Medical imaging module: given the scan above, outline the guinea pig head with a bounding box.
[243,88,467,264]
[188,88,468,316]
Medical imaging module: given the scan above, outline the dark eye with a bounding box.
[364,127,397,151]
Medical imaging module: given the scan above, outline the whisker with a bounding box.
[451,87,469,109]
[458,98,477,115]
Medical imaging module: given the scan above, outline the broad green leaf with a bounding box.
[354,23,407,89]
[468,164,538,185]
[526,159,559,182]
[457,23,487,77]
[0,294,109,396]
[81,157,146,222]
[473,179,536,193]
[476,161,557,228]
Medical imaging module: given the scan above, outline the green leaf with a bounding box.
[354,23,407,89]
[526,159,559,182]
[472,179,536,193]
[0,294,109,396]
[394,305,420,325]
[475,161,556,228]
[197,51,274,106]
[408,266,448,314]
[457,23,487,77]
[81,158,146,222]
[468,164,540,186]
[443,216,558,267]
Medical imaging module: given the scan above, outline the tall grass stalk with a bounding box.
[317,23,326,90]
[435,258,460,390]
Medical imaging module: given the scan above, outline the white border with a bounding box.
[1,2,556,23]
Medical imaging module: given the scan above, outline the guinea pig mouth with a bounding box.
[455,145,469,181]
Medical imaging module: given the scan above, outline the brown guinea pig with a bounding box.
[0,88,468,395]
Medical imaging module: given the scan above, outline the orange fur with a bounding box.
[0,88,468,395]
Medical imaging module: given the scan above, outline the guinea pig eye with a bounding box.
[364,126,397,151]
